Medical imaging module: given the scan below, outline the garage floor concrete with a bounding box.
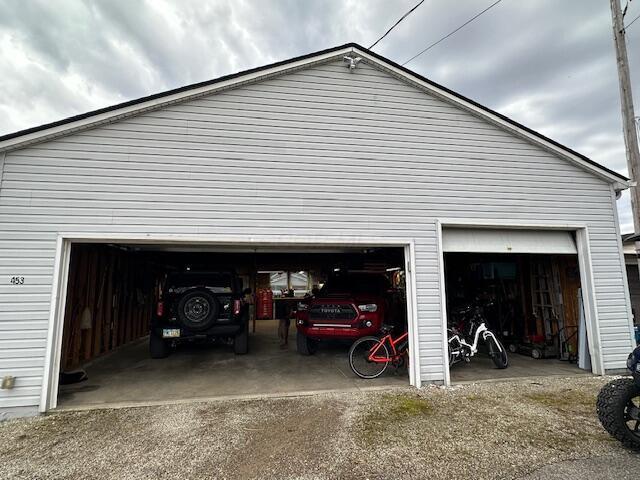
[57,320,407,409]
[449,351,590,383]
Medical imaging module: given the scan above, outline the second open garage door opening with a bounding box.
[442,227,593,382]
[55,242,411,409]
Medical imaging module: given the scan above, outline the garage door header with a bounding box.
[442,228,577,255]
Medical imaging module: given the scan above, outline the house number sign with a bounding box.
[10,276,25,285]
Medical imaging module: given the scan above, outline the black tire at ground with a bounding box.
[296,331,317,355]
[149,333,170,359]
[487,335,508,369]
[234,317,249,355]
[348,336,390,379]
[176,288,219,331]
[597,378,640,450]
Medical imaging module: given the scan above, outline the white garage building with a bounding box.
[0,43,635,418]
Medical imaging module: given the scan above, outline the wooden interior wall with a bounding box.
[558,255,580,354]
[61,244,155,371]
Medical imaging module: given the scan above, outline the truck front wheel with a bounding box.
[296,331,317,355]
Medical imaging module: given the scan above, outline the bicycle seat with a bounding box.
[380,324,395,333]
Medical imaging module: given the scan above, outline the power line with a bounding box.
[626,11,640,29]
[368,0,425,50]
[402,0,504,66]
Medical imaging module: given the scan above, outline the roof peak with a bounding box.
[0,42,627,184]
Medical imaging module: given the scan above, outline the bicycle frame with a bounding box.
[449,322,503,361]
[367,332,408,363]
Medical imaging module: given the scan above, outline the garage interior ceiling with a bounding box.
[442,228,577,254]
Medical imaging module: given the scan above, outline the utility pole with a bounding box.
[611,0,640,237]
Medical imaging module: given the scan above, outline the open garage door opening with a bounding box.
[55,242,410,409]
[442,228,593,383]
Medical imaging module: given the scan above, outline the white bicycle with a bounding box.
[448,305,508,369]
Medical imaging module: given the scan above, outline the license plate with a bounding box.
[162,328,181,338]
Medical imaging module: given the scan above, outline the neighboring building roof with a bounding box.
[623,233,640,243]
[0,42,628,186]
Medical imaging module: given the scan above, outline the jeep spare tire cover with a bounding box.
[177,288,219,331]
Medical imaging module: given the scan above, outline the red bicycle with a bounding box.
[348,326,409,379]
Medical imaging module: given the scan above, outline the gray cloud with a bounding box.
[0,0,638,230]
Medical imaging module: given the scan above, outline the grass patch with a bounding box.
[523,388,596,413]
[360,394,432,445]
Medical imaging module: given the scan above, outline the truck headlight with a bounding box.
[358,304,377,312]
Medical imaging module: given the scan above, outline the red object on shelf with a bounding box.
[257,289,274,319]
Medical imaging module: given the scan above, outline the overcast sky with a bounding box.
[0,0,638,231]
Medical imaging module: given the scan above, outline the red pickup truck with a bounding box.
[295,272,402,355]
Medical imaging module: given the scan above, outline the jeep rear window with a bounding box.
[166,273,236,292]
[321,273,390,295]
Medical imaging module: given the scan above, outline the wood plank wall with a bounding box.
[558,256,580,354]
[60,244,155,371]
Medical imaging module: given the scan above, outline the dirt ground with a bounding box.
[1,375,639,480]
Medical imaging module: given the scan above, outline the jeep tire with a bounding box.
[177,288,219,331]
[597,377,640,450]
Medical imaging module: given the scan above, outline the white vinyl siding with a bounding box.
[0,57,633,410]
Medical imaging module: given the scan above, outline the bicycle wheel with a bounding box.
[486,334,508,369]
[349,336,390,379]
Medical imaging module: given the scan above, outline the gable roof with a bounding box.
[0,42,628,187]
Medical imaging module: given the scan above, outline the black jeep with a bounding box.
[150,271,250,358]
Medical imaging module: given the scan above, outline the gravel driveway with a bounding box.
[1,375,638,479]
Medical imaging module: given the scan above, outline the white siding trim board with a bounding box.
[609,185,637,357]
[435,220,451,386]
[0,151,5,190]
[39,233,421,412]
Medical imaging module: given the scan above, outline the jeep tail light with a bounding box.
[156,301,164,317]
[233,299,242,316]
[358,303,378,312]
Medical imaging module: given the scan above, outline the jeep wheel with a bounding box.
[296,331,318,355]
[177,288,219,331]
[597,377,640,450]
[150,333,170,359]
[234,318,249,355]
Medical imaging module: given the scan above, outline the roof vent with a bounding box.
[343,56,361,72]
